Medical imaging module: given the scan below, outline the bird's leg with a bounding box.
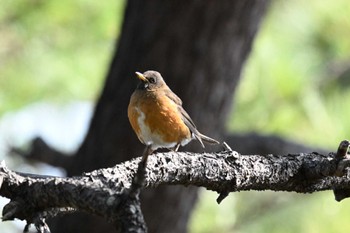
[173,144,180,152]
[169,144,180,152]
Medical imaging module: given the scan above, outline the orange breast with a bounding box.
[128,90,190,146]
[128,93,143,143]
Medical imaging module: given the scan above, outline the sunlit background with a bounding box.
[1,0,350,232]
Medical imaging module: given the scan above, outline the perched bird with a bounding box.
[128,70,219,155]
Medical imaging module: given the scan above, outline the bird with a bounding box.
[128,70,219,156]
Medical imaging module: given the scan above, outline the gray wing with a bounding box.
[164,90,205,147]
[179,107,219,146]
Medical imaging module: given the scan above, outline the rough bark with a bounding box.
[2,145,350,232]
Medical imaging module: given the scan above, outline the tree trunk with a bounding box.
[50,0,270,232]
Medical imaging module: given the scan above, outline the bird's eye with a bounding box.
[149,77,156,84]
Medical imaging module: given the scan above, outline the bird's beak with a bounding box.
[135,72,147,82]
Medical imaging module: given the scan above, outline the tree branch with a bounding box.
[0,159,146,232]
[10,137,72,169]
[1,142,350,232]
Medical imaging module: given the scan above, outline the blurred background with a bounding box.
[1,0,350,232]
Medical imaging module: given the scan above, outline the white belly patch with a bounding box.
[135,107,178,150]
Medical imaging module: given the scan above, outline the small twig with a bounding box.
[334,140,350,177]
[215,142,237,204]
[113,146,152,232]
[129,146,153,197]
[216,191,229,204]
[333,188,350,202]
[2,200,23,221]
[34,217,51,233]
[335,140,350,159]
[24,215,51,233]
[333,140,350,202]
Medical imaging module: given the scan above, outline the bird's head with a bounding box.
[135,70,166,91]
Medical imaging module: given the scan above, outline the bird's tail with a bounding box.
[194,132,220,148]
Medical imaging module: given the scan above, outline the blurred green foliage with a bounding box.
[229,0,350,148]
[1,0,350,233]
[0,0,125,114]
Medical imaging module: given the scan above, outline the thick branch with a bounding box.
[141,151,349,193]
[1,147,349,231]
[0,160,145,232]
